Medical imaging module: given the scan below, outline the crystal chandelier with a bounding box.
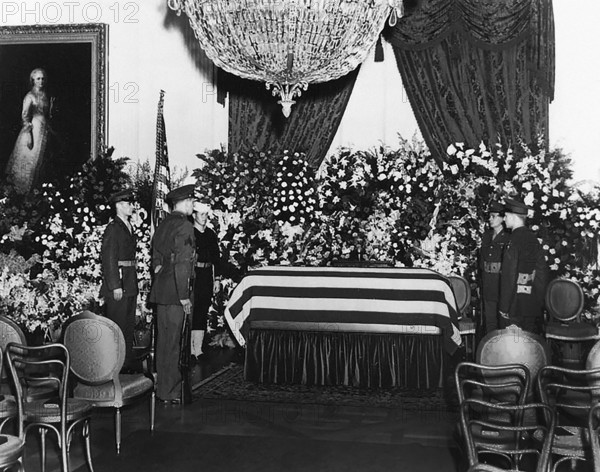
[167,0,403,117]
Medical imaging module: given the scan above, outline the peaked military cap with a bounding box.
[167,184,196,203]
[488,201,504,214]
[504,197,529,216]
[109,189,135,204]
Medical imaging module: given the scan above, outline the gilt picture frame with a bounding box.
[0,23,107,184]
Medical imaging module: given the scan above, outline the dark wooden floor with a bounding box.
[21,347,461,472]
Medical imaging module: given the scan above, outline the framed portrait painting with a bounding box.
[0,23,107,193]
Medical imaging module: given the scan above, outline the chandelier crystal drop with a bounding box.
[168,0,403,117]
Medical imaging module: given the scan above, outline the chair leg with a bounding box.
[60,429,69,472]
[150,392,156,433]
[40,427,47,472]
[67,428,73,453]
[115,408,122,455]
[83,419,94,472]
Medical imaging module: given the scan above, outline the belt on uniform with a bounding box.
[196,262,213,268]
[484,262,501,274]
[117,260,136,267]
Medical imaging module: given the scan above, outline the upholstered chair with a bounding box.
[62,310,155,454]
[477,326,550,390]
[0,317,26,394]
[544,278,600,368]
[448,275,475,360]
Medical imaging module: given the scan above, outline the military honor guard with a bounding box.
[100,189,139,372]
[479,201,510,333]
[149,184,196,404]
[498,197,549,334]
[191,201,221,360]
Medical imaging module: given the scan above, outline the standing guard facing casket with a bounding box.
[498,197,549,334]
[149,184,196,404]
[479,200,509,334]
[191,201,221,361]
[100,189,139,372]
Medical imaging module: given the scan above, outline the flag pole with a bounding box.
[149,90,172,377]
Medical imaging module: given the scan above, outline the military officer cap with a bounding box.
[504,197,529,216]
[488,201,504,214]
[109,189,135,204]
[167,184,196,203]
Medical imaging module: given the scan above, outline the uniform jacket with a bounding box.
[479,228,509,302]
[194,227,221,276]
[149,211,196,305]
[100,216,138,298]
[498,226,549,315]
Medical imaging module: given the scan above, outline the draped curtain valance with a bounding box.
[391,0,533,45]
[384,0,555,163]
[387,0,554,98]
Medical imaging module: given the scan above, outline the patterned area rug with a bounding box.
[192,363,459,411]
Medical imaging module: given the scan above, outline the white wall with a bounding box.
[550,0,600,183]
[106,1,229,172]
[328,40,421,155]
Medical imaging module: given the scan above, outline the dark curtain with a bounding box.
[226,68,359,168]
[385,0,555,163]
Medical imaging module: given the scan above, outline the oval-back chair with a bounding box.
[0,317,26,385]
[0,317,28,431]
[545,278,599,368]
[449,275,475,360]
[448,275,472,316]
[62,311,155,454]
[477,327,550,384]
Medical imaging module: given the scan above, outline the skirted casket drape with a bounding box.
[385,0,554,163]
[225,69,359,168]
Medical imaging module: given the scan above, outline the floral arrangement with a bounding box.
[194,149,324,273]
[1,137,600,338]
[272,150,317,226]
[132,206,153,330]
[194,139,600,325]
[0,148,153,335]
[0,249,99,337]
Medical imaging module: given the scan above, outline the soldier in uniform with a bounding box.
[100,189,138,372]
[479,200,509,334]
[191,201,221,360]
[149,184,196,404]
[498,197,549,334]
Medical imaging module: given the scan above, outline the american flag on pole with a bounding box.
[151,90,171,233]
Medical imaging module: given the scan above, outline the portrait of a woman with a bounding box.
[4,68,55,194]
